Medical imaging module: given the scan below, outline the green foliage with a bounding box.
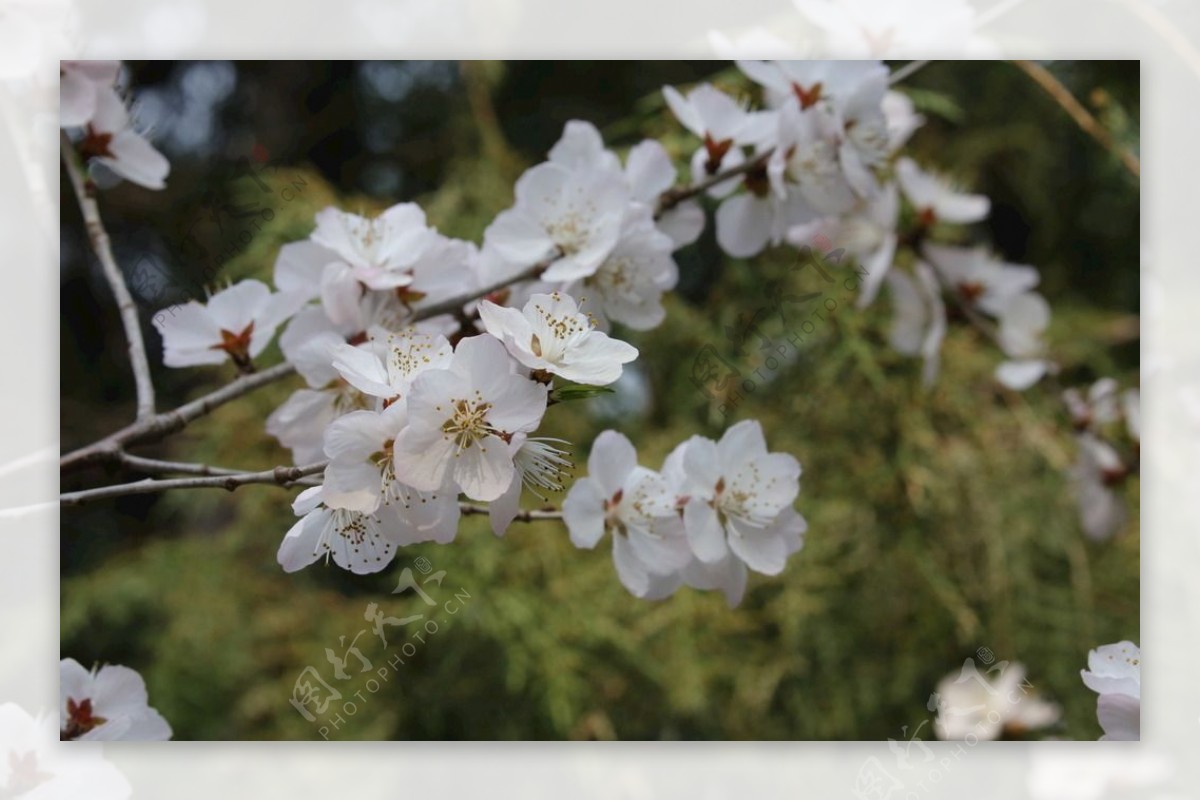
[61,61,1139,740]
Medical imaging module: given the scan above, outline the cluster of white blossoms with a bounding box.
[59,61,170,190]
[1081,640,1141,741]
[59,659,171,741]
[1063,378,1140,541]
[564,421,805,606]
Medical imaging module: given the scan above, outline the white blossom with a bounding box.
[479,291,637,385]
[933,660,1060,740]
[886,262,946,387]
[59,659,171,741]
[896,156,990,225]
[70,86,170,191]
[1082,641,1140,741]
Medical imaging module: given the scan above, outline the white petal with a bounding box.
[452,437,516,502]
[683,497,728,563]
[588,430,637,497]
[1097,694,1140,741]
[716,194,773,258]
[563,478,607,549]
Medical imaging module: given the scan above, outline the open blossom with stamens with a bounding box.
[664,420,806,579]
[59,659,171,741]
[278,485,397,574]
[483,161,628,282]
[330,326,453,401]
[153,280,304,369]
[1063,378,1121,431]
[393,335,548,501]
[562,430,690,599]
[479,291,638,385]
[896,156,990,226]
[309,203,438,291]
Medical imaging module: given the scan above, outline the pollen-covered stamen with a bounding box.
[440,394,497,452]
[544,193,598,256]
[61,697,107,741]
[515,438,573,499]
[530,292,592,361]
[717,465,786,529]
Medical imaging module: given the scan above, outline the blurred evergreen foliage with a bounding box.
[60,60,1138,740]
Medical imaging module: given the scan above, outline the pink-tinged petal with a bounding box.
[563,477,607,548]
[1097,694,1140,741]
[683,497,728,563]
[452,437,516,502]
[716,193,773,258]
[588,430,637,497]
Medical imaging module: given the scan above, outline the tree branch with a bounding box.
[656,148,774,216]
[60,462,328,506]
[61,131,157,422]
[458,504,564,521]
[1013,60,1140,179]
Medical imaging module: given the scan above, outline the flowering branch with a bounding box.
[60,461,328,506]
[61,131,157,423]
[655,148,774,216]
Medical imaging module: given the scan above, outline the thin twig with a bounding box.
[60,462,328,506]
[458,504,564,521]
[656,148,774,216]
[61,131,157,422]
[889,60,930,85]
[1013,60,1140,179]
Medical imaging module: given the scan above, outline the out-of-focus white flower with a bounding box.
[562,430,689,599]
[479,291,637,385]
[152,280,305,369]
[923,243,1040,317]
[663,83,773,189]
[663,420,806,579]
[933,659,1060,740]
[0,703,131,798]
[896,156,989,226]
[994,291,1054,391]
[886,262,946,387]
[59,659,171,741]
[59,61,120,127]
[1082,640,1141,741]
[1071,433,1128,542]
[1063,377,1121,430]
[71,87,170,190]
[1123,388,1140,442]
[792,0,994,59]
[882,90,924,151]
[393,335,547,501]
